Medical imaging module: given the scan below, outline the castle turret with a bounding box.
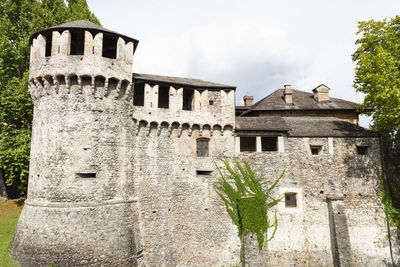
[10,21,140,266]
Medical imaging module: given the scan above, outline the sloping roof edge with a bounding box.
[132,73,236,89]
[29,20,139,52]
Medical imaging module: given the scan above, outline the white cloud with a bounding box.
[87,0,400,127]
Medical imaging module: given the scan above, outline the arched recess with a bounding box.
[80,75,92,95]
[213,124,222,136]
[94,75,106,97]
[138,120,148,136]
[192,124,200,136]
[223,124,234,136]
[56,75,66,85]
[181,123,190,136]
[149,121,159,136]
[171,121,180,137]
[107,77,119,97]
[202,124,211,136]
[44,75,54,95]
[160,121,170,136]
[119,80,130,99]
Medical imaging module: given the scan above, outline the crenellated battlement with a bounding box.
[30,31,134,63]
[28,21,137,81]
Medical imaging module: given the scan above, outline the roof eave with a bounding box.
[133,76,236,90]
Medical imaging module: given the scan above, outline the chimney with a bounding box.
[243,92,253,107]
[283,84,293,104]
[313,84,330,102]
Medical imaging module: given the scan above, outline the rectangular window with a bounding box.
[197,138,209,157]
[357,146,368,155]
[158,85,169,108]
[70,31,85,55]
[285,193,297,207]
[196,170,213,176]
[45,33,52,57]
[133,83,145,106]
[76,173,96,178]
[240,137,256,152]
[310,145,322,155]
[102,34,117,59]
[261,137,277,151]
[183,89,194,110]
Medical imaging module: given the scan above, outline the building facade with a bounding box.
[9,21,395,266]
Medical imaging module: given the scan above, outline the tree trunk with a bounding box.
[241,228,245,267]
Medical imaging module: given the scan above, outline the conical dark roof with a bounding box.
[29,20,139,51]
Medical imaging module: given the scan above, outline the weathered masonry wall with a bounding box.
[10,78,140,266]
[131,119,238,266]
[238,136,391,266]
[132,82,235,127]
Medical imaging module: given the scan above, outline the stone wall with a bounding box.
[10,80,139,266]
[383,141,400,208]
[238,136,392,266]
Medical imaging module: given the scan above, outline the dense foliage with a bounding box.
[214,159,283,266]
[378,167,399,266]
[352,15,400,143]
[0,0,100,196]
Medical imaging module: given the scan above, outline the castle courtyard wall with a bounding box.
[239,136,391,266]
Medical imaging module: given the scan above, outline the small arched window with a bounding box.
[197,138,209,157]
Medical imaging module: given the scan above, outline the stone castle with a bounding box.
[9,20,395,266]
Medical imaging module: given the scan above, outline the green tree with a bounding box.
[214,159,284,267]
[0,0,100,196]
[352,15,400,143]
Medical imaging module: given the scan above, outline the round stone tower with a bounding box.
[10,21,140,266]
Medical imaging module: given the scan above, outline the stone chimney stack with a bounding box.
[243,91,253,107]
[313,84,330,102]
[283,84,293,104]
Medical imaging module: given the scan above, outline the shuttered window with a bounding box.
[197,138,209,157]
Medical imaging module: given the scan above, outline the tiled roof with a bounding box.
[30,20,138,46]
[235,117,289,131]
[246,89,359,113]
[133,73,236,89]
[235,116,379,137]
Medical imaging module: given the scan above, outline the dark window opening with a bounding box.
[76,173,96,178]
[69,75,78,86]
[240,137,256,152]
[197,138,209,157]
[196,170,213,176]
[209,100,214,105]
[357,146,368,155]
[310,145,322,155]
[81,76,92,87]
[158,85,169,108]
[102,34,117,59]
[56,75,66,85]
[261,137,277,151]
[70,31,85,55]
[133,83,145,106]
[45,76,54,86]
[285,193,297,207]
[95,76,105,87]
[45,33,52,57]
[183,89,194,110]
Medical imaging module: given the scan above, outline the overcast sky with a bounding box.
[87,0,399,127]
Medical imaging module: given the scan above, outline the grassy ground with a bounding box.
[0,198,22,267]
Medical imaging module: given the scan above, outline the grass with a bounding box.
[0,198,22,267]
